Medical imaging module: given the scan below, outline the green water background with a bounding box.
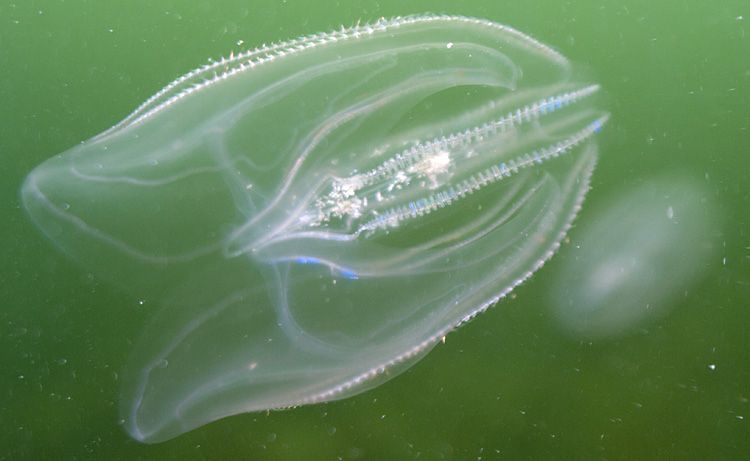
[1,0,748,459]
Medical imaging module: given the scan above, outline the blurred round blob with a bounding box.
[550,176,718,340]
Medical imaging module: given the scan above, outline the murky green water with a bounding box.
[2,1,748,459]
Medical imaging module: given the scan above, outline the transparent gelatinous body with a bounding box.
[550,177,717,340]
[21,15,608,442]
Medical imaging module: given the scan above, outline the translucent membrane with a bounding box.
[21,15,608,443]
[550,177,717,340]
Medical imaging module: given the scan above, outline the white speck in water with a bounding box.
[156,359,169,369]
[666,206,674,219]
[446,42,454,49]
[708,363,716,371]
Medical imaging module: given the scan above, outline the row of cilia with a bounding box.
[100,14,567,137]
[308,84,605,235]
